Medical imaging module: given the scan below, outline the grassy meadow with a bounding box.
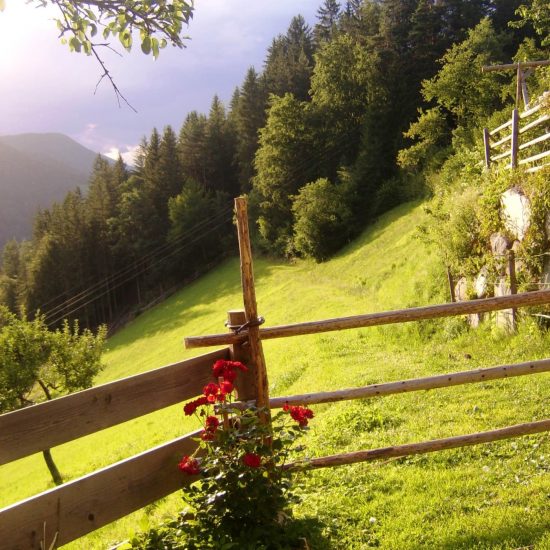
[1,201,549,548]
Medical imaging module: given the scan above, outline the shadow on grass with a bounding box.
[105,257,289,354]
[331,201,423,262]
[287,516,332,550]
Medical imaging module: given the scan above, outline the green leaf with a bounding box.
[152,37,160,59]
[141,36,151,55]
[69,36,81,53]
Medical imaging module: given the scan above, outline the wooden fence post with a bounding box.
[446,267,456,303]
[511,108,519,168]
[227,309,256,401]
[508,250,517,331]
[234,197,271,425]
[483,128,491,169]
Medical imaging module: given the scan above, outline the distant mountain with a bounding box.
[0,133,103,248]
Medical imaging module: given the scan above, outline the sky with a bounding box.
[0,0,320,164]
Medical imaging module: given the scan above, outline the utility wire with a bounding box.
[45,209,234,327]
[42,204,233,322]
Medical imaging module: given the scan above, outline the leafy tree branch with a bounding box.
[1,0,194,108]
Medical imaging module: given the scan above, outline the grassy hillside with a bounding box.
[1,201,549,549]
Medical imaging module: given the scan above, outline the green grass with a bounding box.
[1,201,549,549]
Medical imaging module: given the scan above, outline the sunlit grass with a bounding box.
[1,201,549,548]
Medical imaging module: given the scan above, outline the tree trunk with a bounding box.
[37,379,64,485]
[42,449,63,485]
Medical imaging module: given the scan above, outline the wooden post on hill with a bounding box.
[234,197,271,425]
[508,250,517,332]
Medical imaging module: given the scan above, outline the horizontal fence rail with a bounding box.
[0,431,200,549]
[0,348,228,465]
[245,358,550,409]
[484,91,550,170]
[185,290,550,348]
[285,420,550,470]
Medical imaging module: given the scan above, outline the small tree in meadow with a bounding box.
[0,307,106,484]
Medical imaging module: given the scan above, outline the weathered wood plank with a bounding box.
[184,290,550,349]
[286,420,550,470]
[489,117,513,136]
[482,60,550,72]
[491,132,513,149]
[519,113,550,134]
[519,130,550,150]
[491,148,512,162]
[261,358,550,408]
[0,348,229,465]
[0,431,200,549]
[519,148,550,165]
[520,100,543,119]
[234,197,270,418]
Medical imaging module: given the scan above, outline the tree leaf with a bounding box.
[141,36,151,55]
[152,37,160,59]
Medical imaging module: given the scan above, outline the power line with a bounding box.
[42,206,233,325]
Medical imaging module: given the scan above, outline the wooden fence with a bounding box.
[1,197,550,548]
[483,91,550,171]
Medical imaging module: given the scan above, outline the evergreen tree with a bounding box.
[204,95,239,197]
[264,15,315,101]
[178,111,209,186]
[252,94,317,254]
[314,0,341,45]
[232,67,268,192]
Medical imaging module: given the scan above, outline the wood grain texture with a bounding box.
[264,358,550,408]
[286,420,550,470]
[228,309,256,401]
[0,348,229,465]
[184,290,550,349]
[234,198,270,415]
[0,431,201,548]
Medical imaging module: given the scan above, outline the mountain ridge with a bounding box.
[0,133,105,248]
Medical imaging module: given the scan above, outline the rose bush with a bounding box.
[125,359,314,549]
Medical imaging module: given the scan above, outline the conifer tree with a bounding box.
[178,111,209,186]
[232,67,268,192]
[314,0,341,45]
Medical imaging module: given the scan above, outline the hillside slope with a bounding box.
[0,133,102,246]
[0,201,548,549]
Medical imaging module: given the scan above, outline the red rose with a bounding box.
[205,416,220,430]
[220,380,234,394]
[183,396,208,416]
[212,360,248,382]
[222,369,237,382]
[178,455,200,475]
[243,452,261,468]
[285,405,314,427]
[212,360,228,378]
[200,429,215,441]
[228,360,248,372]
[203,382,219,397]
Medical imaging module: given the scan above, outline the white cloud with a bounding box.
[104,144,140,166]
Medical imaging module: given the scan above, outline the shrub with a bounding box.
[292,178,355,262]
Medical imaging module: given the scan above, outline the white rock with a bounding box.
[474,267,488,298]
[455,277,468,301]
[495,277,515,331]
[490,233,510,256]
[501,189,531,241]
